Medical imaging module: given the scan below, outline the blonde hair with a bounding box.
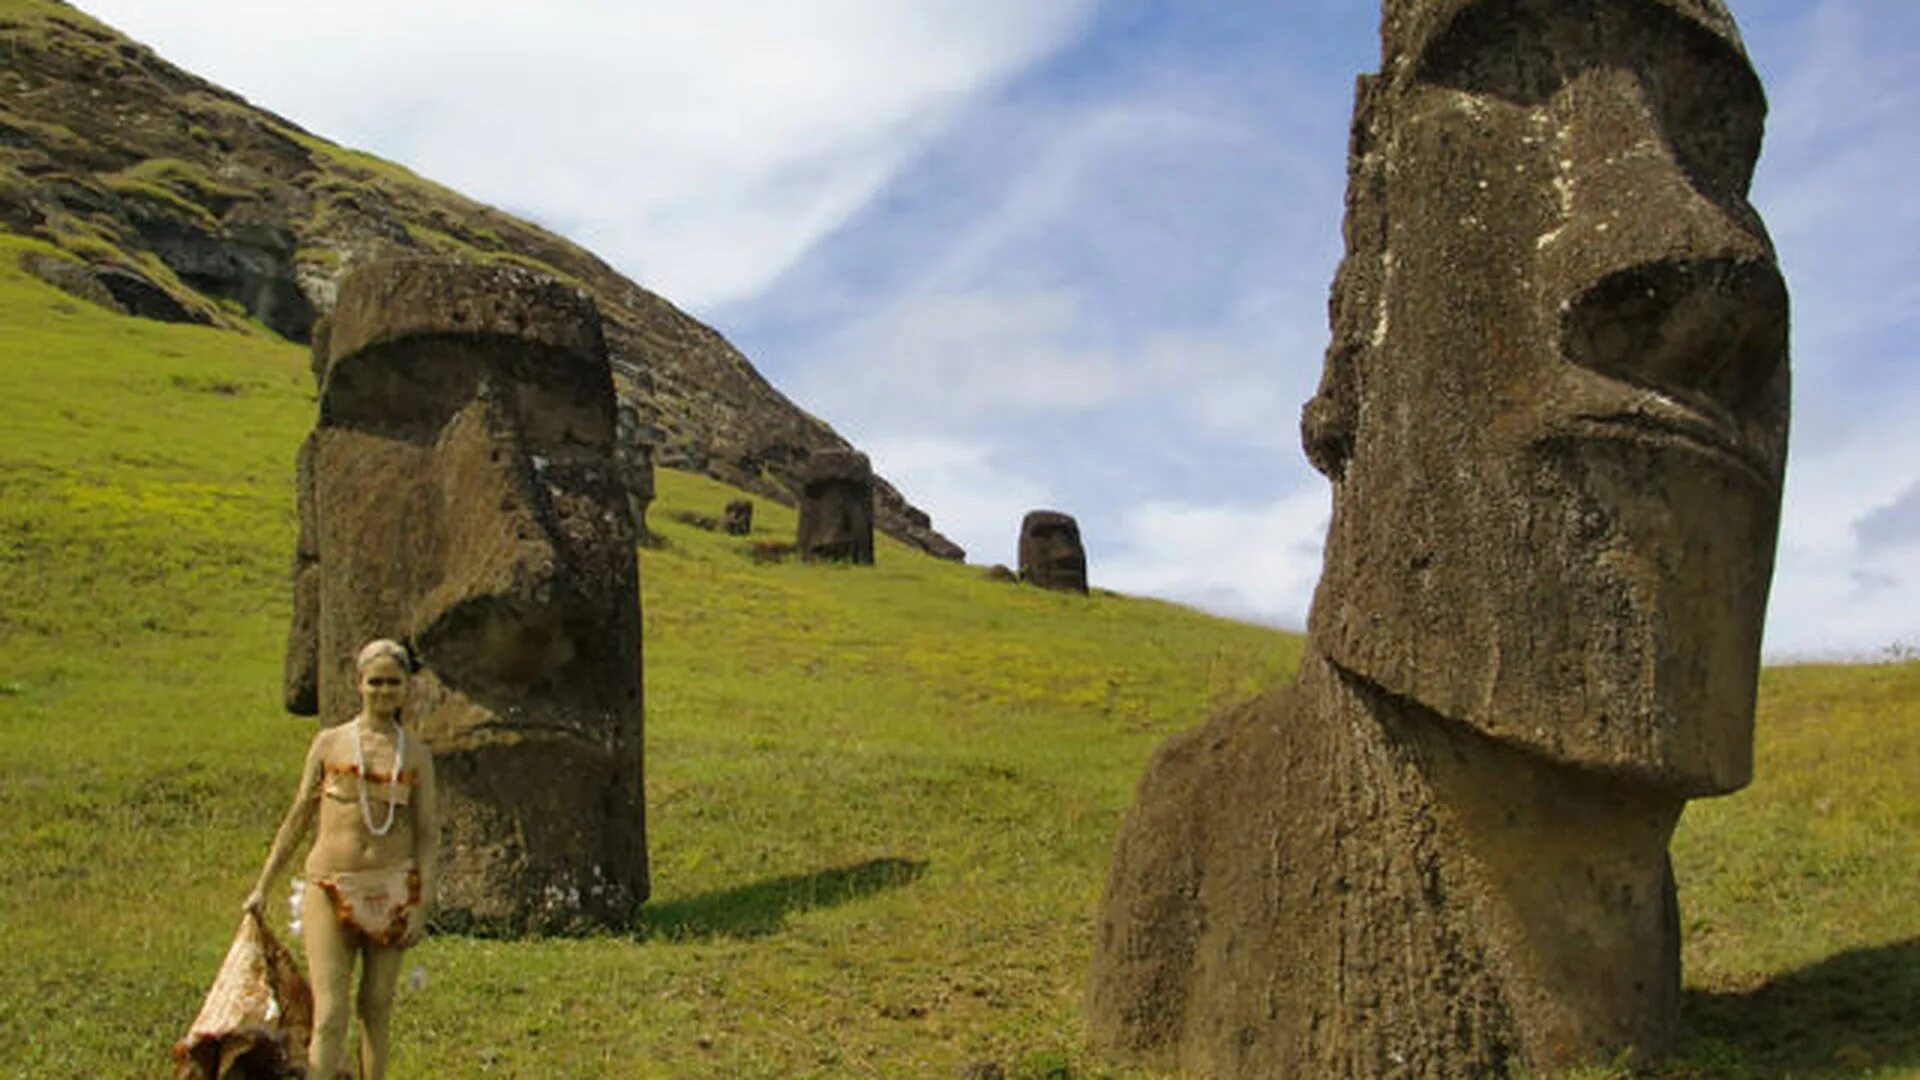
[355,638,412,674]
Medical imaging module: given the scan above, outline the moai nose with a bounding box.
[410,388,575,687]
[1544,66,1785,419]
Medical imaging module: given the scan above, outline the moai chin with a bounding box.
[723,499,753,536]
[1090,1,1787,1075]
[795,450,874,564]
[1018,511,1088,594]
[284,258,648,933]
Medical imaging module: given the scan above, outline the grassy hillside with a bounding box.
[1,241,1916,1078]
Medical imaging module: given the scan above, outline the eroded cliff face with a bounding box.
[0,0,962,560]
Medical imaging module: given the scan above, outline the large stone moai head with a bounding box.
[1304,0,1788,797]
[285,258,647,931]
[1018,511,1088,594]
[796,449,874,563]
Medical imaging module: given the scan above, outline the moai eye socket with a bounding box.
[501,348,614,460]
[321,341,482,442]
[1559,257,1787,423]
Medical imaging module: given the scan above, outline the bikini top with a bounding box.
[322,762,416,806]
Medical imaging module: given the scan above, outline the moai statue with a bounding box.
[723,499,753,536]
[795,449,874,564]
[283,258,648,932]
[1018,511,1088,594]
[1090,1,1788,1075]
[614,402,656,543]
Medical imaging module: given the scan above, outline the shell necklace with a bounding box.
[354,717,406,837]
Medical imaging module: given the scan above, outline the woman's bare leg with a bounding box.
[357,944,405,1080]
[303,882,356,1079]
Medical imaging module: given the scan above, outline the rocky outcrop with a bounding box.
[0,0,960,560]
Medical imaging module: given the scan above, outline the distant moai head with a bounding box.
[796,449,874,564]
[1303,0,1788,796]
[614,402,656,540]
[1018,511,1088,594]
[724,499,753,536]
[287,258,646,930]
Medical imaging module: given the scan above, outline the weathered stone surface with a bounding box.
[796,450,875,565]
[1091,1,1788,1074]
[287,258,646,933]
[615,402,657,542]
[17,250,118,311]
[135,210,314,340]
[723,499,753,537]
[1018,510,1087,594]
[281,431,320,716]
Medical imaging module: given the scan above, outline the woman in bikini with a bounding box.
[245,638,440,1080]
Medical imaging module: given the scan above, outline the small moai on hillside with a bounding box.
[615,403,657,543]
[1090,0,1790,1075]
[795,449,874,564]
[1018,510,1087,594]
[283,258,647,933]
[723,499,753,536]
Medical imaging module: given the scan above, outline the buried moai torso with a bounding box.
[1018,511,1087,594]
[795,450,874,563]
[1091,1,1787,1075]
[283,258,647,933]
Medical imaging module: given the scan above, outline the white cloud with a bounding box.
[1100,486,1330,629]
[78,0,1096,309]
[857,434,1052,567]
[797,290,1127,423]
[796,287,1319,459]
[1762,409,1920,658]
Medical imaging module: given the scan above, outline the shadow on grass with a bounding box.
[634,857,927,941]
[1676,938,1920,1077]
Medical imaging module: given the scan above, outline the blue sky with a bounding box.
[78,0,1920,658]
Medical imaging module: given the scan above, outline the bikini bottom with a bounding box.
[313,864,420,949]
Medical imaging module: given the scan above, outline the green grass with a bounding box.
[1,234,1916,1079]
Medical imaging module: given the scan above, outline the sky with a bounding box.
[75,0,1920,660]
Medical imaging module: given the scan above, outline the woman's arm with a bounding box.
[405,746,441,945]
[243,732,326,914]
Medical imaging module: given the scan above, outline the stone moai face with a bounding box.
[1018,510,1088,594]
[796,450,874,564]
[286,258,647,931]
[723,499,753,536]
[1305,0,1787,797]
